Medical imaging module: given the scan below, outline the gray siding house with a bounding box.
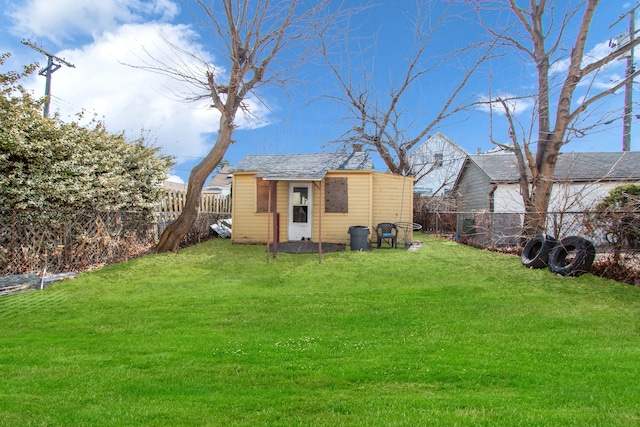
[452,151,640,245]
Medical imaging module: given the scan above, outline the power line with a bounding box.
[609,3,639,152]
[21,39,75,117]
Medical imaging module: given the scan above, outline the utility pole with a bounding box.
[610,4,639,152]
[21,40,75,117]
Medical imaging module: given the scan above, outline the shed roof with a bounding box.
[232,152,374,180]
[467,151,640,183]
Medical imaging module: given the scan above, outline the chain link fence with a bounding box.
[413,195,637,251]
[450,210,638,251]
[414,204,640,285]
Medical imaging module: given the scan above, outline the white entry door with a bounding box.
[288,182,312,241]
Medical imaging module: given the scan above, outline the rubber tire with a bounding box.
[548,236,596,277]
[521,234,557,268]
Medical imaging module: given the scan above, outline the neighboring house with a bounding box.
[162,180,187,192]
[408,132,469,197]
[203,165,233,197]
[452,151,640,244]
[231,152,414,245]
[161,169,232,217]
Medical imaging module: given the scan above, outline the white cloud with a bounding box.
[11,0,275,174]
[23,22,272,168]
[476,93,534,117]
[583,42,615,66]
[553,41,628,93]
[550,42,619,75]
[549,57,570,76]
[591,72,625,91]
[22,23,216,162]
[9,0,179,44]
[482,42,624,118]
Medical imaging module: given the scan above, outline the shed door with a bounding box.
[288,182,312,241]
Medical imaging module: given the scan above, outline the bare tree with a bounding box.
[472,0,640,237]
[318,1,498,176]
[138,0,332,253]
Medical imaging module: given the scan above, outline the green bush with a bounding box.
[586,184,640,260]
[0,53,174,215]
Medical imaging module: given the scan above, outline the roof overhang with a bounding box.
[255,170,327,181]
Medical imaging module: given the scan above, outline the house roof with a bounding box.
[163,180,187,192]
[467,151,640,183]
[204,166,233,191]
[411,132,470,156]
[232,152,374,181]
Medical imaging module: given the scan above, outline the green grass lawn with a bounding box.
[1,235,640,426]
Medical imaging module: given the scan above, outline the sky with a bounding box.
[0,0,637,184]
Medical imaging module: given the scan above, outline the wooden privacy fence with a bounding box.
[155,190,232,240]
[158,190,231,214]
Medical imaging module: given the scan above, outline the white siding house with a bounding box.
[408,132,469,196]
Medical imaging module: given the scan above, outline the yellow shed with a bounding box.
[230,153,414,246]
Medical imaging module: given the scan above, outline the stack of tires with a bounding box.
[521,234,596,277]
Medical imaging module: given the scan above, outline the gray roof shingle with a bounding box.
[232,152,374,180]
[469,151,640,182]
[204,165,233,188]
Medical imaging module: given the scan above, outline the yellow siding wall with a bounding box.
[232,173,267,244]
[232,171,413,245]
[276,180,288,241]
[372,172,414,224]
[313,171,372,244]
[231,175,290,244]
[372,172,414,241]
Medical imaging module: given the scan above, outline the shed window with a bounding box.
[256,178,270,213]
[325,177,348,213]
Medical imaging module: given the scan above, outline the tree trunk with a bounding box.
[156,117,233,253]
[523,178,552,237]
[523,137,561,237]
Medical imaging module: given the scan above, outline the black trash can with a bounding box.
[348,225,370,251]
